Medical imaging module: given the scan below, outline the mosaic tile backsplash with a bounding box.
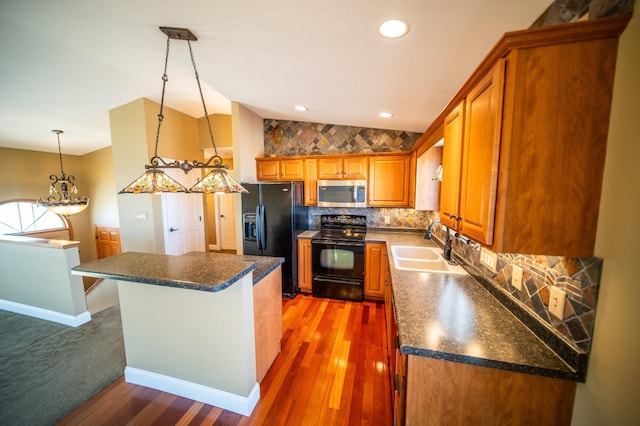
[427,218,601,353]
[264,119,422,156]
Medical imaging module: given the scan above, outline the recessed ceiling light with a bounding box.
[379,112,393,118]
[379,19,409,39]
[294,105,308,112]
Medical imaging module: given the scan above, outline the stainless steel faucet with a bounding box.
[425,219,440,240]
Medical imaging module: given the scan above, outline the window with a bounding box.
[0,199,68,235]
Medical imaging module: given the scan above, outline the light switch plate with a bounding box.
[480,248,498,272]
[549,286,566,320]
[511,265,523,291]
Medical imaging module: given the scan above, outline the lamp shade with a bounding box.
[190,168,248,194]
[119,169,189,194]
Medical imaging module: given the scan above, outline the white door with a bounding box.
[161,166,205,255]
[216,193,237,250]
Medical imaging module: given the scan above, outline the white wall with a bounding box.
[571,9,640,425]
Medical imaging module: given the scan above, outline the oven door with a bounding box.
[311,239,365,280]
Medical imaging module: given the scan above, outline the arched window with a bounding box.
[0,199,70,236]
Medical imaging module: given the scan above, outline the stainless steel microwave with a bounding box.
[317,180,367,208]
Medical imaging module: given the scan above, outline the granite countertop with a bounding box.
[365,231,578,381]
[298,230,318,239]
[183,251,284,284]
[71,251,257,292]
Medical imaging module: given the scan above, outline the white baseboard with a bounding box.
[0,299,91,327]
[124,366,260,417]
[209,244,220,251]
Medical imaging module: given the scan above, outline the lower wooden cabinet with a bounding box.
[253,265,283,383]
[364,242,387,300]
[297,238,312,293]
[404,355,576,425]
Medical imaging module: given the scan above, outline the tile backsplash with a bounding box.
[264,119,422,156]
[309,207,430,230]
[427,218,602,353]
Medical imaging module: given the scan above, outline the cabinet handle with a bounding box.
[395,335,400,349]
[394,374,399,391]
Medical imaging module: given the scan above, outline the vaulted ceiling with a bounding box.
[0,0,552,155]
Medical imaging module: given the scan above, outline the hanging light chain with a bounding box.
[152,36,171,160]
[188,39,219,158]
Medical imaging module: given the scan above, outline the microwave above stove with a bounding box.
[317,180,367,208]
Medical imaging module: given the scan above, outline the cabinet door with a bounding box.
[303,159,317,206]
[459,61,504,245]
[408,151,417,208]
[440,102,464,230]
[368,155,411,207]
[280,159,304,181]
[297,238,312,293]
[343,156,368,179]
[317,158,342,179]
[364,242,386,300]
[256,158,280,181]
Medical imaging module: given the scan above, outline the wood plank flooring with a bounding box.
[58,295,392,425]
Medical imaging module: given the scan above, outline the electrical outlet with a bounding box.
[511,265,523,291]
[384,216,390,224]
[479,248,498,272]
[135,211,148,221]
[549,286,566,320]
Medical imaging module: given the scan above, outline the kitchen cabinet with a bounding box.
[364,242,387,300]
[414,145,442,211]
[441,61,503,245]
[303,158,317,206]
[404,355,576,425]
[297,238,312,293]
[253,265,283,383]
[256,158,304,181]
[407,151,417,208]
[384,267,405,426]
[317,156,368,180]
[368,154,411,207]
[434,16,629,256]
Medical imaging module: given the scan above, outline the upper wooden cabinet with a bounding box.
[256,158,304,181]
[303,158,317,206]
[317,156,368,180]
[435,16,629,257]
[368,155,411,207]
[441,62,504,246]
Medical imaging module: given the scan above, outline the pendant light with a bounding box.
[37,130,90,215]
[119,26,247,195]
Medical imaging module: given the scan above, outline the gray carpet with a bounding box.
[0,305,125,425]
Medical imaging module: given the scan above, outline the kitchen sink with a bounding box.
[390,245,468,275]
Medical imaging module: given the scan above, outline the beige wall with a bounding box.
[571,10,640,426]
[110,97,205,253]
[0,147,102,264]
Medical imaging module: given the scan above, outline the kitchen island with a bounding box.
[72,251,284,417]
[364,231,580,425]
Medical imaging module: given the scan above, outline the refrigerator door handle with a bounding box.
[255,205,262,250]
[260,204,266,250]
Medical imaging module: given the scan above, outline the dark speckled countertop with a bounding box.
[365,231,578,381]
[183,251,284,284]
[71,251,268,292]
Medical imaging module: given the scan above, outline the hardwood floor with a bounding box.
[58,295,392,425]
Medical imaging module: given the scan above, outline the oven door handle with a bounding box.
[311,240,364,247]
[313,276,363,285]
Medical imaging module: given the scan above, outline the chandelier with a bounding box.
[37,130,91,216]
[119,27,248,195]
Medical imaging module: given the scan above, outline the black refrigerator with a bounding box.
[241,182,308,297]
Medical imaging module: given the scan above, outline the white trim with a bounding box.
[124,367,260,417]
[0,299,91,327]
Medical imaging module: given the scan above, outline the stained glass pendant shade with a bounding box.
[119,26,247,195]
